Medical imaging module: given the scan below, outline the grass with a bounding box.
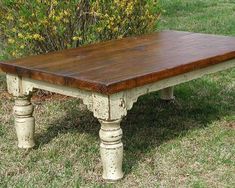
[157,0,235,36]
[0,0,235,187]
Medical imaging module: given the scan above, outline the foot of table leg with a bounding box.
[159,87,175,101]
[99,119,124,181]
[13,96,35,149]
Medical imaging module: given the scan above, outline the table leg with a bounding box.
[159,87,175,100]
[99,119,124,181]
[13,96,35,148]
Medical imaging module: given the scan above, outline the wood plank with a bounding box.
[0,30,235,94]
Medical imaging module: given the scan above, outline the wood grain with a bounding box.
[0,30,235,94]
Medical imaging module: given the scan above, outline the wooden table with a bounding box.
[0,31,235,181]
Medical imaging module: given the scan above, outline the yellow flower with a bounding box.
[64,10,69,16]
[72,36,82,41]
[18,33,24,38]
[113,27,119,32]
[33,34,41,39]
[12,51,17,56]
[55,16,62,22]
[6,15,13,21]
[49,9,55,18]
[32,34,44,41]
[8,38,15,44]
[52,26,57,31]
[97,27,103,32]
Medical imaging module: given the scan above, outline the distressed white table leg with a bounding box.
[159,87,175,100]
[13,96,35,148]
[99,119,124,181]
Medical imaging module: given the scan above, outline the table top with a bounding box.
[0,30,235,94]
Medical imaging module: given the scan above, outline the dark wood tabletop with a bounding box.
[0,30,235,94]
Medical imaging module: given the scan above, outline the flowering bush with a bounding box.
[0,0,161,58]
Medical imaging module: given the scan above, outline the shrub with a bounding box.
[0,0,161,58]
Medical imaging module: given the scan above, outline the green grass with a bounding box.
[0,0,235,187]
[158,0,235,36]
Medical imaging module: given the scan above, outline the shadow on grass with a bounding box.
[35,76,235,176]
[34,106,100,149]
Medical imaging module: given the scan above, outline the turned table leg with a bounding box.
[99,119,124,181]
[159,87,175,100]
[13,96,35,149]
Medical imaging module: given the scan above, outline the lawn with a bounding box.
[0,0,235,187]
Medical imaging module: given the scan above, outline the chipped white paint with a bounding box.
[109,93,128,120]
[99,119,124,180]
[21,77,94,111]
[14,96,35,148]
[92,93,109,120]
[6,75,35,148]
[159,87,174,100]
[6,74,22,96]
[5,59,235,180]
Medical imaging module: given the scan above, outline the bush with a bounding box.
[0,0,161,58]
